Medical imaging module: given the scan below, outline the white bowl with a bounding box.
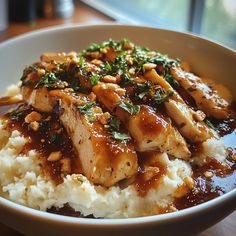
[0,24,236,236]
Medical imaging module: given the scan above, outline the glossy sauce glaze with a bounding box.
[1,103,81,185]
[0,100,236,215]
[175,106,236,209]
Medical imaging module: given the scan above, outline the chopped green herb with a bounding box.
[187,87,197,92]
[117,101,140,115]
[50,133,60,143]
[153,89,174,106]
[104,61,112,71]
[9,108,29,121]
[134,81,151,99]
[77,101,96,114]
[35,72,61,89]
[20,64,39,82]
[164,74,180,88]
[112,131,131,142]
[90,74,100,85]
[79,57,86,68]
[108,117,121,132]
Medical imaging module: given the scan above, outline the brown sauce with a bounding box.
[1,103,82,185]
[134,153,167,197]
[175,157,236,209]
[0,97,236,216]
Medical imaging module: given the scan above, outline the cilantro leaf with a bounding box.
[77,101,96,114]
[90,75,100,85]
[117,101,140,115]
[153,89,174,106]
[112,131,131,142]
[108,117,121,132]
[134,81,151,100]
[35,72,61,89]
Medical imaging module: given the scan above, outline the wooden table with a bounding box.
[0,1,235,235]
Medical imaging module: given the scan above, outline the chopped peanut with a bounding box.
[102,75,117,84]
[204,171,214,178]
[30,121,40,131]
[100,47,109,54]
[116,88,126,96]
[25,111,42,123]
[60,158,71,173]
[146,51,156,57]
[184,176,194,189]
[99,112,111,125]
[67,51,77,58]
[143,63,156,71]
[64,88,74,93]
[125,55,134,65]
[91,59,103,66]
[88,51,102,59]
[88,92,97,101]
[47,151,62,162]
[37,69,45,76]
[129,68,135,75]
[123,41,134,50]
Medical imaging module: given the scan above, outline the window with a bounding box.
[82,0,236,50]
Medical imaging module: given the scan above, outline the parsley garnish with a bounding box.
[134,81,151,99]
[9,108,29,121]
[77,101,96,114]
[112,131,131,142]
[90,74,100,85]
[50,133,60,143]
[35,72,61,89]
[117,101,140,115]
[153,89,174,106]
[108,117,121,131]
[164,74,180,88]
[108,117,131,142]
[20,64,39,82]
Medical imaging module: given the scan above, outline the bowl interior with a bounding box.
[0,24,236,235]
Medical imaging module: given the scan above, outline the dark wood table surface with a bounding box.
[0,1,235,235]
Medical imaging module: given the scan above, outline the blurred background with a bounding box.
[0,0,235,50]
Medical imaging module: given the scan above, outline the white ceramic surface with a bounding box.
[0,24,236,236]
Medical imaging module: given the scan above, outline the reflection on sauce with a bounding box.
[175,157,236,209]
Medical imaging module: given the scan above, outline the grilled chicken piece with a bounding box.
[93,82,191,159]
[21,86,56,112]
[171,66,230,119]
[21,83,138,187]
[144,69,215,143]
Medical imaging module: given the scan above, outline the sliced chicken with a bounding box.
[93,82,191,159]
[21,83,138,187]
[171,66,230,119]
[144,69,215,143]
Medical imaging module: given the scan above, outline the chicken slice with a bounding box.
[93,82,191,159]
[144,69,215,143]
[171,66,230,119]
[21,84,138,187]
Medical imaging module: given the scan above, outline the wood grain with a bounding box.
[0,1,235,235]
